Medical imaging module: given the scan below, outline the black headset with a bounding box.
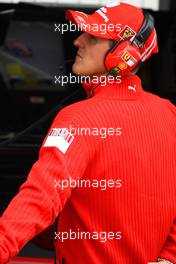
[133,10,155,47]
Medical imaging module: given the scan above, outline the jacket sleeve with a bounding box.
[158,218,176,263]
[0,107,89,263]
[157,101,176,264]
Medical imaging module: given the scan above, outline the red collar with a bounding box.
[82,75,105,97]
[82,74,143,100]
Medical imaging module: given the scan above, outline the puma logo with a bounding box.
[128,85,136,92]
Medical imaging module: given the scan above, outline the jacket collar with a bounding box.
[82,74,143,100]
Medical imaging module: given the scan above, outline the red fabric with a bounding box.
[0,74,176,264]
[65,3,144,40]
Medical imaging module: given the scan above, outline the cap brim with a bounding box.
[65,10,113,39]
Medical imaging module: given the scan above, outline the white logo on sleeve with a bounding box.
[44,128,74,154]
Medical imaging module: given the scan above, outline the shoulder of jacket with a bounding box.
[54,99,91,124]
[163,99,176,116]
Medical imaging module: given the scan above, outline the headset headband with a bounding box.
[134,10,154,47]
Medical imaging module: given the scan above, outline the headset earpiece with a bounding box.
[105,41,141,77]
[104,10,155,77]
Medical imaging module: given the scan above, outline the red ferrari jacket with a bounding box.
[0,74,176,264]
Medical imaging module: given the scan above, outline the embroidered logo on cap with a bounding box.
[96,7,109,23]
[77,11,88,18]
[44,128,74,154]
[118,25,136,41]
[77,15,86,24]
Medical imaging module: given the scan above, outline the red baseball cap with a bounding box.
[65,2,158,61]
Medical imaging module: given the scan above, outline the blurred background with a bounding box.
[0,0,175,263]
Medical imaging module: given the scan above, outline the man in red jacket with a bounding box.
[0,2,176,264]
